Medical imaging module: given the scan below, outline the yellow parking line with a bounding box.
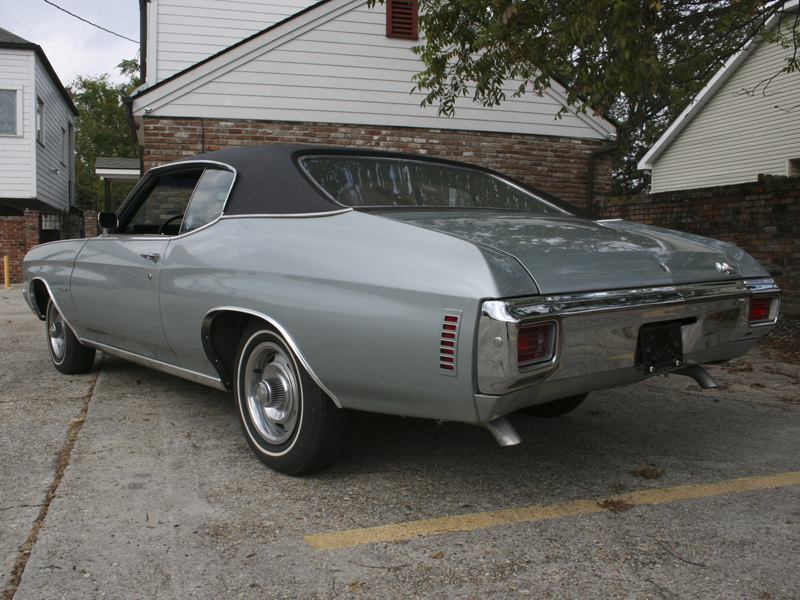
[305,470,800,551]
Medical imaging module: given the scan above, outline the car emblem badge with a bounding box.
[715,262,736,275]
[659,262,670,273]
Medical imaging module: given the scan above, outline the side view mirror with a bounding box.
[98,212,118,235]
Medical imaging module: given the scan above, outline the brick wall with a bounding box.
[1,211,41,285]
[1,210,99,285]
[83,210,99,238]
[600,175,800,315]
[142,118,614,211]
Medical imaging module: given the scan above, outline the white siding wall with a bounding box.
[34,55,74,211]
[142,0,613,140]
[651,22,800,192]
[0,48,34,199]
[151,0,317,83]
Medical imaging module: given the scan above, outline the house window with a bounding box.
[789,159,800,177]
[36,97,44,144]
[386,0,418,39]
[0,89,19,135]
[61,126,68,165]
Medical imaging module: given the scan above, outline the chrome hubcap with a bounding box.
[244,342,299,444]
[47,306,66,360]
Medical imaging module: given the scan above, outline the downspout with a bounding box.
[587,133,620,215]
[120,94,140,148]
[139,0,147,83]
[120,94,143,177]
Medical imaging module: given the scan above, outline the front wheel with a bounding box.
[518,393,589,418]
[46,300,96,374]
[234,322,352,475]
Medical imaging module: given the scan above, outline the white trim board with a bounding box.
[639,0,799,170]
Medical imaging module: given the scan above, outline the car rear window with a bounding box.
[299,156,567,214]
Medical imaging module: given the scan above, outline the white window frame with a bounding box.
[0,87,23,137]
[36,96,44,145]
[61,125,68,165]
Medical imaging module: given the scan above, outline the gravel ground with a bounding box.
[759,314,800,363]
[3,288,799,600]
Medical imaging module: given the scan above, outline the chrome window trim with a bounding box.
[87,235,167,242]
[114,160,237,239]
[178,167,238,236]
[146,159,237,177]
[218,208,354,220]
[297,155,571,215]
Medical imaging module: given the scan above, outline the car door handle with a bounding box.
[140,253,160,263]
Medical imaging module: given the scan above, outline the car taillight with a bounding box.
[517,322,556,368]
[439,311,461,375]
[749,297,775,324]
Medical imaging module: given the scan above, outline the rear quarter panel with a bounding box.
[159,210,538,423]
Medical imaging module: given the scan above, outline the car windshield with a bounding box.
[300,156,568,214]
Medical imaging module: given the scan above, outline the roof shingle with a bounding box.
[0,27,32,45]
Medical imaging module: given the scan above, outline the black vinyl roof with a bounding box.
[174,145,339,215]
[171,145,595,219]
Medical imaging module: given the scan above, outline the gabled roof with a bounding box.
[0,27,79,116]
[134,0,333,99]
[638,0,798,170]
[0,27,32,44]
[131,0,615,140]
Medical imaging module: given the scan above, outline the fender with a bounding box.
[29,278,82,341]
[202,306,343,408]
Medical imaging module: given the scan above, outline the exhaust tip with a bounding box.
[481,417,522,446]
[673,364,719,389]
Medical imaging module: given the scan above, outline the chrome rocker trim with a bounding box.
[79,340,228,391]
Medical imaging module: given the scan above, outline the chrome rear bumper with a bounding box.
[477,278,780,398]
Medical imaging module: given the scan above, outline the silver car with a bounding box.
[23,146,781,475]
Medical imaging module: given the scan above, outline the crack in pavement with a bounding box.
[2,357,103,600]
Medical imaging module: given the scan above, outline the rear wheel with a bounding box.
[518,393,589,418]
[234,322,352,475]
[46,300,96,374]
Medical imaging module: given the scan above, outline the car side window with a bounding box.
[120,170,204,235]
[179,169,235,234]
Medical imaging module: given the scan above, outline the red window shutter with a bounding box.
[386,0,418,40]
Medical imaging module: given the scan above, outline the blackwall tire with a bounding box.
[46,301,96,375]
[234,321,352,476]
[518,393,589,418]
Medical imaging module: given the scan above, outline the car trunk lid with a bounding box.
[380,211,741,294]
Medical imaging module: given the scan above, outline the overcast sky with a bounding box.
[2,0,140,87]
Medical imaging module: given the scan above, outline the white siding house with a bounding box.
[147,0,317,84]
[639,1,800,192]
[0,27,78,214]
[134,0,615,142]
[131,0,618,210]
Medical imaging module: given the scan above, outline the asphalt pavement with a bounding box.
[1,287,799,599]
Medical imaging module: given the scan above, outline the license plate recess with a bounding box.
[639,321,683,373]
